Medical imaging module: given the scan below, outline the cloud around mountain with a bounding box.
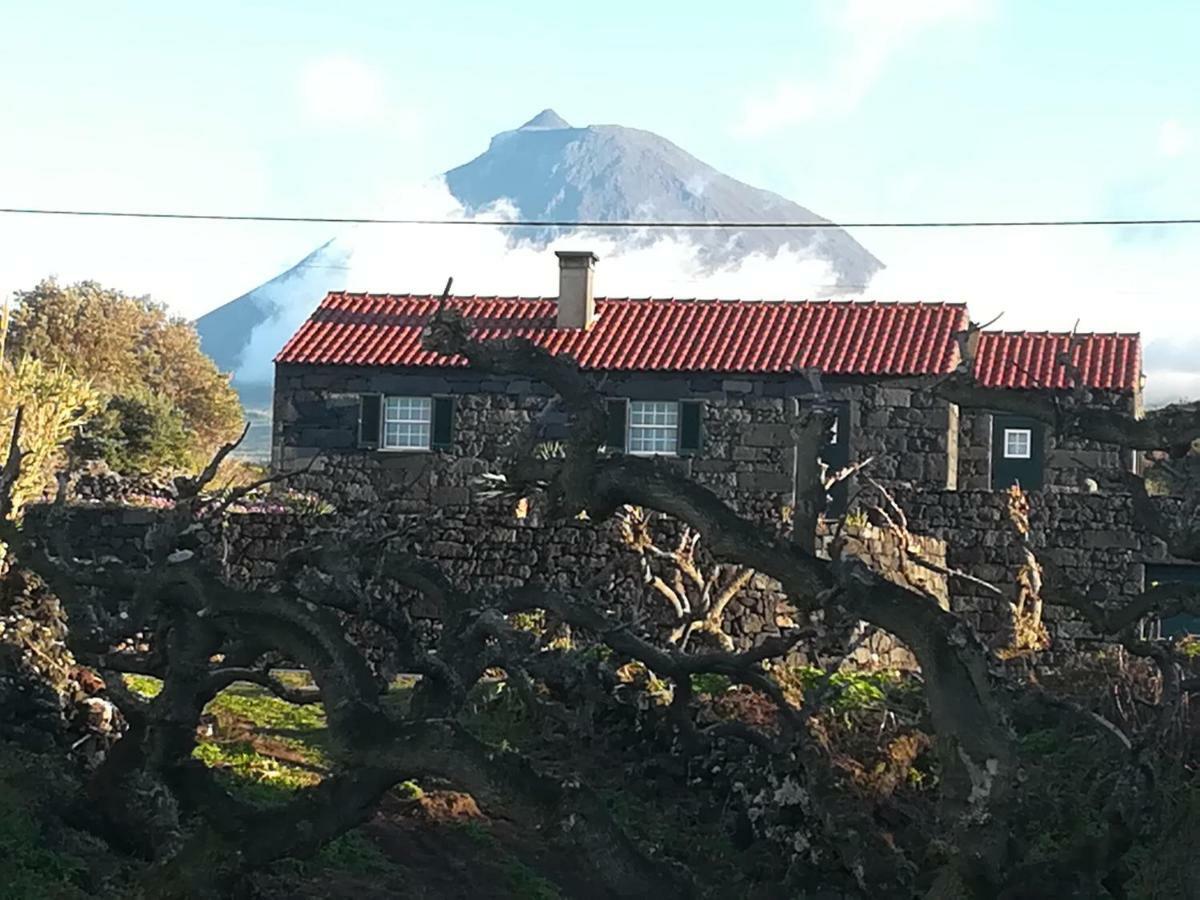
[196,111,884,406]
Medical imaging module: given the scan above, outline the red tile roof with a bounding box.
[973,331,1141,390]
[275,294,969,376]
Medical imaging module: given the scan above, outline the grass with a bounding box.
[690,672,732,697]
[117,668,760,894]
[123,672,162,698]
[122,672,417,880]
[125,672,327,807]
[0,806,87,900]
[501,858,564,900]
[209,684,326,734]
[455,819,498,849]
[311,828,393,875]
[0,745,90,900]
[190,739,320,806]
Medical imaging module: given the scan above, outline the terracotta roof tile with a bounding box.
[973,331,1141,390]
[275,294,970,376]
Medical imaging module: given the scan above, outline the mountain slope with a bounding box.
[445,110,881,283]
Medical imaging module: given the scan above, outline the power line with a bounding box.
[2,206,1200,229]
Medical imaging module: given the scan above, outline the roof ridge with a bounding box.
[592,296,967,305]
[981,329,1142,339]
[325,291,969,307]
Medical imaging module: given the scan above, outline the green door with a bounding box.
[991,415,1044,491]
[803,400,850,516]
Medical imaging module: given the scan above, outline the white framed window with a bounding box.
[628,400,679,455]
[1003,428,1032,459]
[382,396,432,450]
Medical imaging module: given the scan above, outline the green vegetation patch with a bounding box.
[0,744,89,900]
[502,857,564,900]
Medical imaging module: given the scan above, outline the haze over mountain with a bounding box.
[195,110,883,411]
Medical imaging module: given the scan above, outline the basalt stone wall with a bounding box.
[818,522,949,670]
[22,502,949,671]
[22,503,801,652]
[272,364,959,521]
[24,486,1177,671]
[898,488,1178,654]
[957,390,1138,492]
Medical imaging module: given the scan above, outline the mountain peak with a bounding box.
[519,109,571,131]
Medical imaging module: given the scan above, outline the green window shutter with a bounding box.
[358,394,381,449]
[431,396,454,450]
[678,401,703,455]
[605,399,627,452]
[990,415,1044,490]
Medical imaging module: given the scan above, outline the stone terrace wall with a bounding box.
[23,504,799,653]
[24,502,949,671]
[24,487,1174,669]
[900,488,1172,653]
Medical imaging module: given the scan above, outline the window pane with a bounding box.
[385,396,431,424]
[627,401,679,454]
[382,396,431,448]
[1004,429,1031,459]
[626,401,679,454]
[629,426,676,453]
[630,401,678,427]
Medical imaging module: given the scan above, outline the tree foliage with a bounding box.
[0,304,98,527]
[74,391,193,475]
[5,279,242,472]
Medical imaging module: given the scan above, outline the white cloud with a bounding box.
[846,223,1200,405]
[226,177,1200,407]
[298,55,388,126]
[736,0,989,137]
[1158,119,1190,158]
[5,174,1198,407]
[229,178,843,384]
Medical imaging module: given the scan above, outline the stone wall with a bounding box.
[23,503,801,653]
[900,488,1174,653]
[272,364,961,520]
[25,482,1180,672]
[23,499,954,671]
[957,390,1137,492]
[821,521,949,670]
[274,365,1138,521]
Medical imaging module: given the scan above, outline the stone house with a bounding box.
[22,251,1163,668]
[272,250,1143,517]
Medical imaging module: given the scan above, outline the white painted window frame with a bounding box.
[1003,427,1032,460]
[381,396,433,451]
[627,400,679,456]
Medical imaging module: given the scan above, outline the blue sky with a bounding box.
[3,1,1200,399]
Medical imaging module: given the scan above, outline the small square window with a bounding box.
[1003,428,1032,459]
[628,400,679,455]
[382,396,432,450]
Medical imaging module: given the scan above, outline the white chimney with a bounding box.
[555,250,598,329]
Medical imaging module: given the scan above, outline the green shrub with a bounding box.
[784,665,898,712]
[75,390,193,473]
[0,746,88,899]
[690,672,732,697]
[313,828,391,874]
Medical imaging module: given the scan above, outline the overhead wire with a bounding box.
[2,206,1200,229]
